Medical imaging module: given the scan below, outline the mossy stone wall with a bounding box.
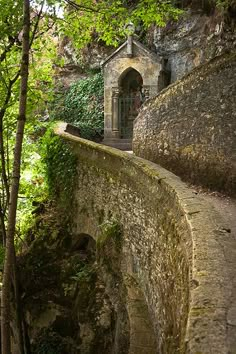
[56,123,236,354]
[133,52,236,196]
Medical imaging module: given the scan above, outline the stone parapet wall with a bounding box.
[56,123,236,354]
[133,52,236,196]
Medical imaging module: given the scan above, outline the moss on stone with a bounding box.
[97,219,122,251]
[55,118,236,353]
[190,307,215,317]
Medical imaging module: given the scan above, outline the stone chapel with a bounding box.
[102,33,168,150]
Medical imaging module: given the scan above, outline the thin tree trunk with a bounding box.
[1,0,30,352]
[0,200,7,245]
[12,249,25,353]
[0,73,21,199]
[0,115,10,206]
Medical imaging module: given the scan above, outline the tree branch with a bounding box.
[30,0,45,47]
[0,36,21,63]
[63,0,104,13]
[0,71,21,208]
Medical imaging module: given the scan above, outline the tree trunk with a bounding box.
[1,0,30,352]
[11,248,26,353]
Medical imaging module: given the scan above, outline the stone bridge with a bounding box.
[56,123,236,354]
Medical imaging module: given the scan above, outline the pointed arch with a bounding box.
[118,68,144,139]
[118,67,143,87]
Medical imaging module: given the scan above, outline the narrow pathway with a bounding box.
[199,193,236,349]
[131,148,236,348]
[200,193,236,240]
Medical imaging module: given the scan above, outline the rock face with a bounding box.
[55,10,236,93]
[55,37,113,89]
[133,52,236,196]
[152,11,236,82]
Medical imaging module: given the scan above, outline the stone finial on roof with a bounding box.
[124,22,135,58]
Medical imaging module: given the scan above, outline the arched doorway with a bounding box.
[119,68,144,139]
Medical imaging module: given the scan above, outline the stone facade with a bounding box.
[133,52,236,196]
[102,38,163,146]
[56,123,236,354]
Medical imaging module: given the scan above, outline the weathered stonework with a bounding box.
[56,123,236,354]
[102,39,163,145]
[133,52,236,196]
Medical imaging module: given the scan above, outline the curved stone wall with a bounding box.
[56,123,236,354]
[133,52,236,196]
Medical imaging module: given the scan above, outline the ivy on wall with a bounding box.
[40,127,77,215]
[52,72,104,140]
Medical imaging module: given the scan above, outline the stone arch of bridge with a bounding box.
[73,233,96,253]
[74,213,157,353]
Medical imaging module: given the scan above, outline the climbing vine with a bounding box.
[40,126,77,214]
[97,219,122,251]
[52,72,104,140]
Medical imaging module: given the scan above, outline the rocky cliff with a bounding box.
[56,7,236,88]
[152,9,236,82]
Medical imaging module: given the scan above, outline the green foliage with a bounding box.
[16,125,48,237]
[0,0,22,36]
[52,72,104,139]
[0,0,57,243]
[31,328,70,354]
[40,126,77,212]
[132,0,181,28]
[97,219,122,250]
[215,0,235,10]
[71,262,96,283]
[60,0,183,49]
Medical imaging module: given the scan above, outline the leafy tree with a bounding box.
[59,0,183,48]
[1,0,31,351]
[0,0,57,244]
[0,1,57,352]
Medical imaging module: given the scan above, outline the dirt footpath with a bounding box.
[201,193,236,239]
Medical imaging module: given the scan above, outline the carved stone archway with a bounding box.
[102,38,163,149]
[118,68,144,139]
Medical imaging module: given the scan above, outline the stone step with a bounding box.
[102,139,132,151]
[103,138,132,143]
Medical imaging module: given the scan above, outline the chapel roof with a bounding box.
[101,38,160,66]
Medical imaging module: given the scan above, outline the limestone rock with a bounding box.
[153,11,236,82]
